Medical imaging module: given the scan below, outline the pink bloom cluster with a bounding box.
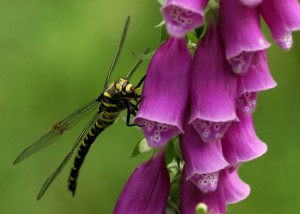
[114,0,300,213]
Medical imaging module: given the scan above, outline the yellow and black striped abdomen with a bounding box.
[68,96,123,195]
[68,121,105,195]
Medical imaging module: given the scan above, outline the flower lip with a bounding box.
[161,0,208,38]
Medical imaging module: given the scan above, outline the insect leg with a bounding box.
[135,75,146,88]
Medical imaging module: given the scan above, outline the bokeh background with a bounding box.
[1,0,300,213]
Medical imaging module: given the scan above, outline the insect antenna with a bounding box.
[126,48,150,80]
[104,16,130,89]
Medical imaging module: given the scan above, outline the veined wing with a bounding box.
[37,112,100,200]
[14,99,99,164]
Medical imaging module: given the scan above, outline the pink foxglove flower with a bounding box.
[190,21,237,143]
[181,167,226,214]
[260,0,300,50]
[220,167,251,204]
[237,50,276,97]
[134,37,192,147]
[161,0,208,38]
[220,0,270,74]
[222,109,267,166]
[181,166,250,214]
[114,152,169,214]
[180,124,229,182]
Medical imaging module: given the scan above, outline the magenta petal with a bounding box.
[239,0,262,7]
[190,22,238,130]
[236,92,257,115]
[192,120,232,143]
[161,0,208,38]
[189,171,220,193]
[237,50,277,96]
[114,153,170,214]
[222,110,267,165]
[134,38,192,147]
[181,167,226,214]
[228,51,255,75]
[180,124,229,179]
[221,168,250,204]
[220,0,270,60]
[260,0,300,50]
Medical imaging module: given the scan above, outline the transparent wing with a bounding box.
[104,16,130,88]
[14,99,99,164]
[37,112,100,200]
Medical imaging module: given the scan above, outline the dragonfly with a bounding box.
[14,16,148,200]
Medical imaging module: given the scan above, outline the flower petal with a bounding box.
[114,152,170,214]
[161,0,208,38]
[220,167,251,204]
[220,0,270,71]
[260,0,300,50]
[180,124,229,179]
[237,50,277,96]
[189,171,220,194]
[181,167,226,214]
[190,21,238,142]
[236,92,257,115]
[222,110,267,165]
[134,38,192,147]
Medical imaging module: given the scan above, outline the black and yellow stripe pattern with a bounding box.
[68,79,135,195]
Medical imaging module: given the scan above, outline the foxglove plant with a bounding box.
[114,0,300,213]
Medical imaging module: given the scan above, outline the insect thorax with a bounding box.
[104,78,137,100]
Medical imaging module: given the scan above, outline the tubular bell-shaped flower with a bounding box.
[237,50,277,97]
[220,0,270,74]
[180,123,229,181]
[114,152,169,214]
[190,21,237,143]
[181,166,250,214]
[220,167,251,204]
[134,38,192,147]
[161,0,208,38]
[221,109,267,166]
[260,0,300,50]
[181,167,226,214]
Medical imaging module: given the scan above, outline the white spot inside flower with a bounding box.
[215,133,223,139]
[236,92,257,114]
[244,106,250,112]
[279,31,293,49]
[231,53,245,74]
[190,172,219,193]
[214,123,220,131]
[202,129,210,137]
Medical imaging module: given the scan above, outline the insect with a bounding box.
[14,16,148,200]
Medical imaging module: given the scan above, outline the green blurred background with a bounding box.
[1,0,300,213]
